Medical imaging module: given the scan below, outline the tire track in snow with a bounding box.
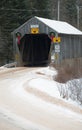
[25,87,82,115]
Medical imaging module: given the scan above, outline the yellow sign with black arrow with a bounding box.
[53,37,61,43]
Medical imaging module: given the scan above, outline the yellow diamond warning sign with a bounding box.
[31,28,39,34]
[53,37,61,43]
[31,25,39,34]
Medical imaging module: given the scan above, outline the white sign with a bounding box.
[31,25,39,28]
[55,44,60,52]
[55,49,60,52]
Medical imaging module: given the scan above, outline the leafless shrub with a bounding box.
[58,79,82,104]
[54,64,74,83]
[51,59,82,83]
[67,79,82,104]
[50,59,82,104]
[58,84,69,99]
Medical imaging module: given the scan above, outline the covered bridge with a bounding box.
[12,16,82,66]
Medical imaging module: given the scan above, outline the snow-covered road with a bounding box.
[0,67,82,130]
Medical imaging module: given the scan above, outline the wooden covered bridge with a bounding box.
[12,16,82,66]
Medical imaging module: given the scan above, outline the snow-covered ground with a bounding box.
[0,66,82,130]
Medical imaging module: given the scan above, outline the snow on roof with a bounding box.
[35,16,82,35]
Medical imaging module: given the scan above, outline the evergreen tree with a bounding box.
[0,0,31,64]
[65,0,77,26]
[0,0,82,65]
[28,0,51,18]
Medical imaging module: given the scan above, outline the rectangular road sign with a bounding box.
[55,44,60,52]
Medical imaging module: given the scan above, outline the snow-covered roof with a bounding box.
[12,16,82,35]
[35,16,82,35]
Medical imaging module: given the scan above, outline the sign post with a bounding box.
[49,32,61,64]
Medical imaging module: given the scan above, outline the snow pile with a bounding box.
[28,67,82,106]
[0,66,8,71]
[36,66,57,79]
[28,67,59,98]
[28,78,60,98]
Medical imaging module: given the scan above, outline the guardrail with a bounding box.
[3,62,17,68]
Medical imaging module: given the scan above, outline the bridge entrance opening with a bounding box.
[19,34,51,66]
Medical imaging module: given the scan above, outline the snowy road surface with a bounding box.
[0,67,82,130]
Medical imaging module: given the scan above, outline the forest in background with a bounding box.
[0,0,82,65]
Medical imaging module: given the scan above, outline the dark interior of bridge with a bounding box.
[19,34,51,66]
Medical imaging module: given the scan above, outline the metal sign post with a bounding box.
[54,33,61,64]
[49,32,61,64]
